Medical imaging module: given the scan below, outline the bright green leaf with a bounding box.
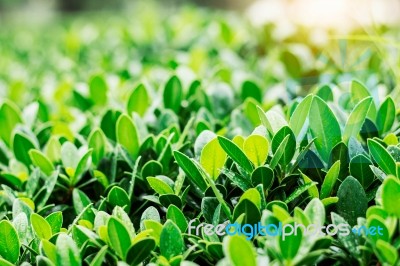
[116,114,140,160]
[243,135,269,168]
[200,137,227,180]
[0,220,20,264]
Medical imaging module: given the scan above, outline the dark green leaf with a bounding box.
[173,151,208,193]
[337,176,368,226]
[349,154,374,188]
[218,136,254,173]
[271,126,296,167]
[167,205,188,233]
[160,220,184,260]
[13,132,36,167]
[367,139,396,176]
[309,96,342,163]
[126,238,156,265]
[107,186,131,212]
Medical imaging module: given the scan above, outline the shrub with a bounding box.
[0,3,399,266]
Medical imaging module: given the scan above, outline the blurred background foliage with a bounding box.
[0,0,251,12]
[1,0,400,108]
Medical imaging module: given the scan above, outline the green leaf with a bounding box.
[301,172,319,198]
[89,246,108,266]
[343,97,372,144]
[329,142,349,181]
[141,160,163,179]
[223,169,253,191]
[72,225,98,248]
[375,240,398,265]
[241,80,262,102]
[112,206,135,239]
[233,199,260,225]
[337,176,368,226]
[265,110,288,134]
[108,217,131,259]
[127,83,150,116]
[31,213,53,240]
[29,149,54,176]
[72,149,92,185]
[45,212,63,234]
[367,139,396,176]
[89,75,107,106]
[284,181,317,204]
[218,136,254,173]
[61,141,79,170]
[304,198,325,226]
[116,114,140,159]
[271,126,296,167]
[244,98,262,126]
[320,161,340,199]
[316,84,333,102]
[173,151,208,192]
[200,137,227,180]
[381,176,400,218]
[159,194,183,209]
[376,96,396,135]
[101,109,121,142]
[36,255,55,266]
[160,220,184,260]
[88,128,106,165]
[256,106,273,136]
[125,238,156,265]
[321,197,338,207]
[72,189,92,215]
[163,76,182,113]
[331,212,359,257]
[0,220,20,264]
[166,205,188,233]
[144,220,163,246]
[13,213,30,246]
[0,100,22,147]
[140,207,161,230]
[367,215,389,244]
[251,166,274,190]
[55,234,81,266]
[350,80,376,120]
[279,221,302,260]
[239,188,261,209]
[269,135,290,169]
[289,94,313,139]
[147,176,174,195]
[223,235,256,266]
[44,136,61,162]
[36,170,59,209]
[349,154,375,189]
[40,240,57,264]
[243,135,269,168]
[13,132,36,167]
[309,96,342,163]
[107,186,131,212]
[281,50,301,78]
